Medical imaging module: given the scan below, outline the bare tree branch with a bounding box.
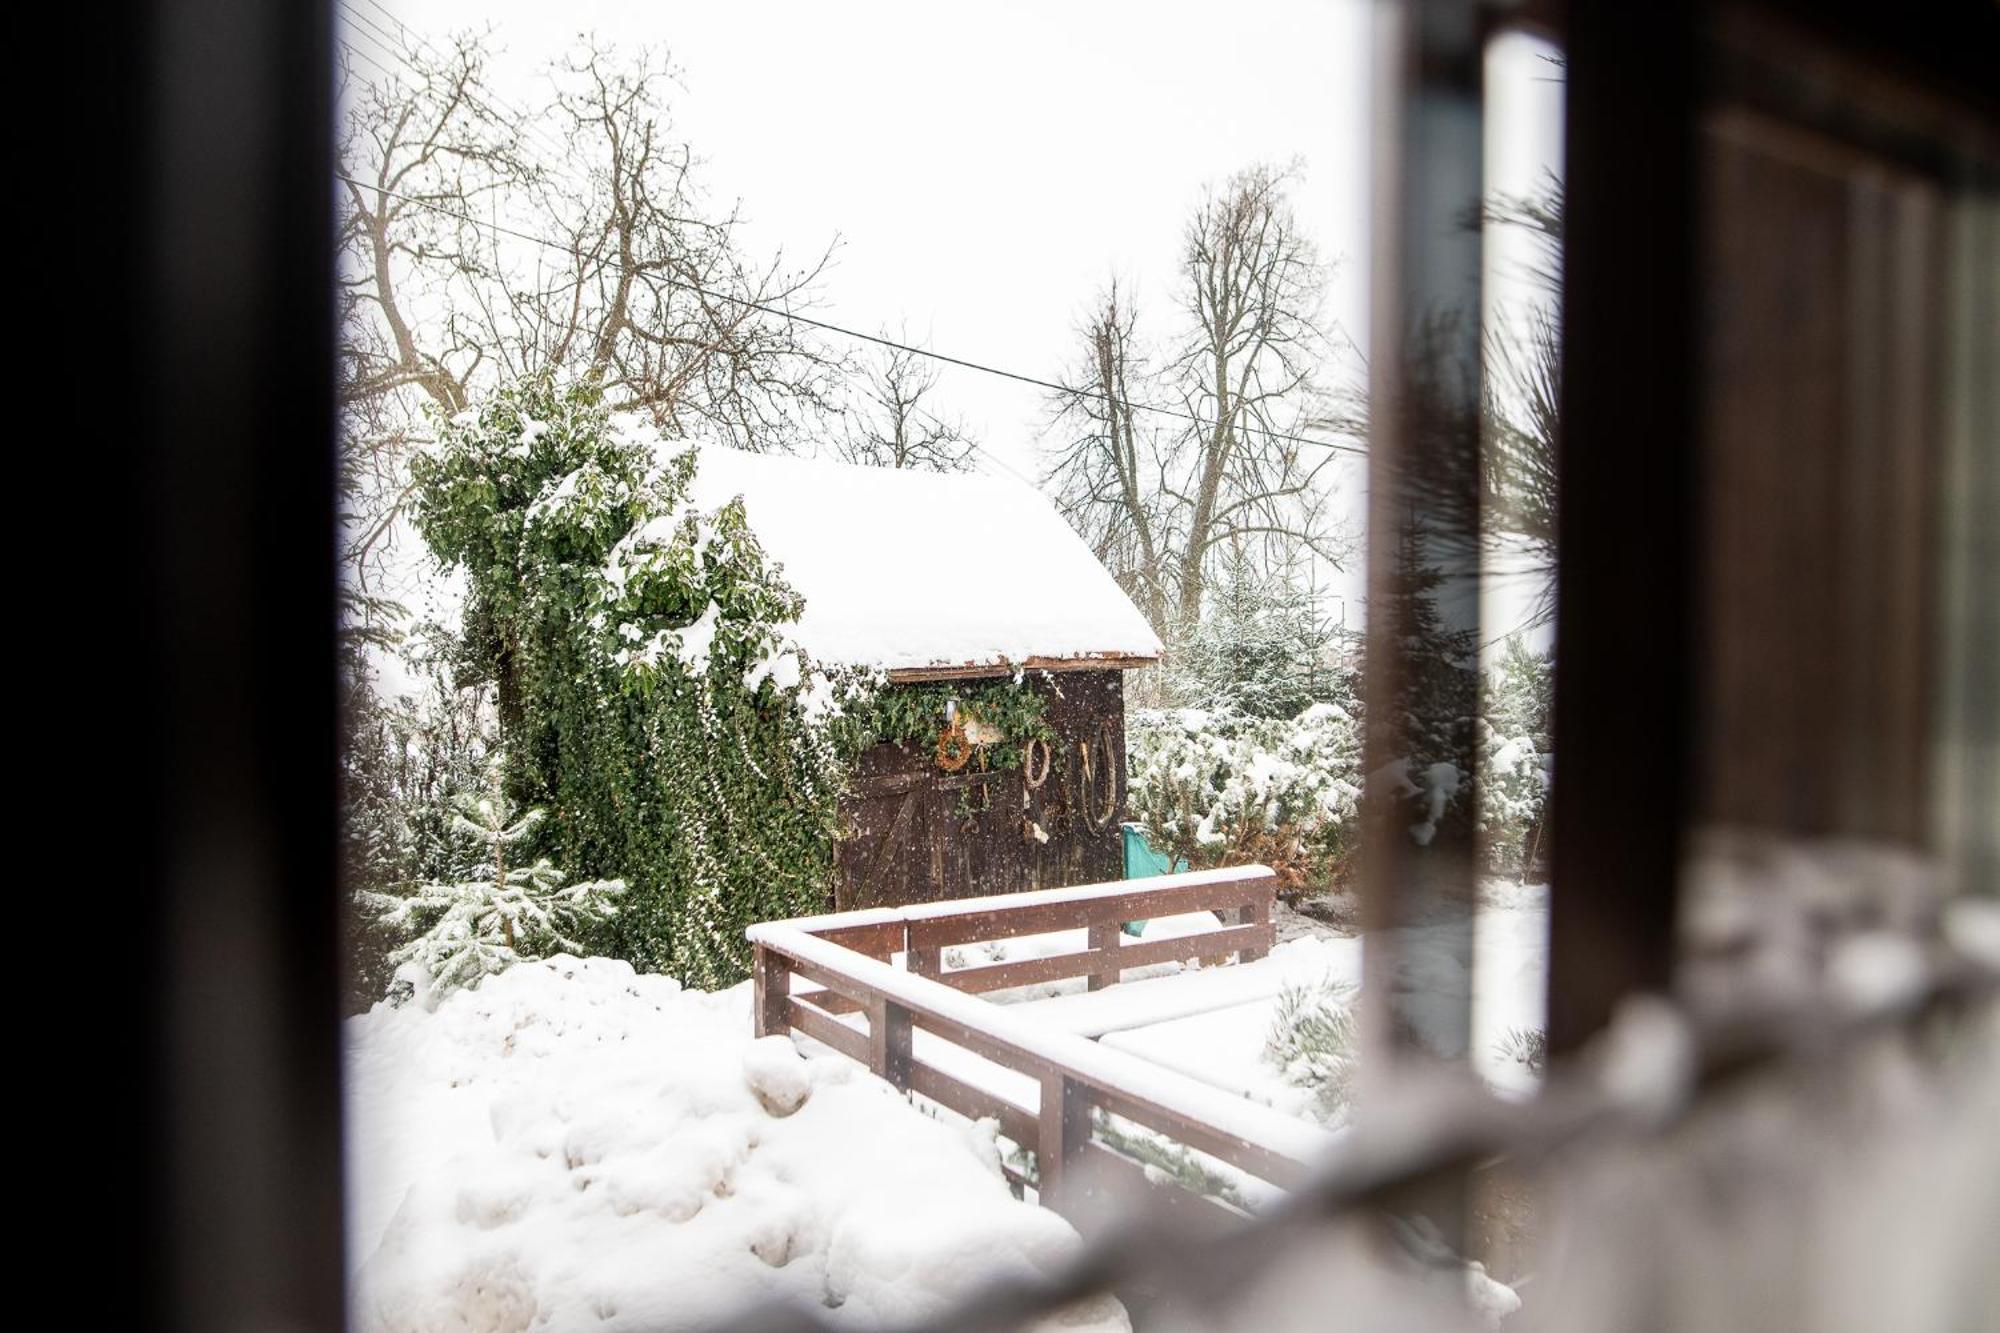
[334,32,849,593]
[838,330,976,473]
[1043,165,1358,637]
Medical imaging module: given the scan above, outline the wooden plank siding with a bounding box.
[884,652,1159,684]
[832,668,1128,911]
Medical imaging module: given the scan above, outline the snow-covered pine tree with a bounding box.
[1164,547,1345,719]
[1479,635,1554,874]
[1487,634,1554,743]
[360,774,625,996]
[1133,549,1363,896]
[1344,529,1482,848]
[340,615,500,1010]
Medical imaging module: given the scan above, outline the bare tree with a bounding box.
[1045,165,1356,636]
[334,33,848,590]
[839,334,976,472]
[1042,280,1172,628]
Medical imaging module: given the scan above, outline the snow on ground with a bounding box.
[344,955,1128,1332]
[341,888,1547,1329]
[1468,879,1551,1094]
[975,883,1550,1112]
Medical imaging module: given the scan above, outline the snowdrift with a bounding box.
[345,955,1127,1331]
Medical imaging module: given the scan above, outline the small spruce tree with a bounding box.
[360,773,625,996]
[1479,635,1554,874]
[1165,548,1345,720]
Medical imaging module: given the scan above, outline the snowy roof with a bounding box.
[685,446,1162,678]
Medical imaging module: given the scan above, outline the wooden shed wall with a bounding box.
[832,670,1127,911]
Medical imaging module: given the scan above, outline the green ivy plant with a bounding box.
[406,375,1060,989]
[830,677,1057,774]
[409,376,865,987]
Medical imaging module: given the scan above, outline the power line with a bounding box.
[935,412,1042,490]
[335,32,401,86]
[334,6,1365,461]
[337,1,583,176]
[968,443,1040,489]
[333,171,1369,461]
[337,8,427,86]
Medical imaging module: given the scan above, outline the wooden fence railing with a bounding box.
[745,866,1329,1230]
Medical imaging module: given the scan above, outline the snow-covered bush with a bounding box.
[1264,974,1361,1124]
[1476,637,1553,874]
[1126,702,1363,895]
[1476,720,1550,872]
[360,781,624,996]
[1132,549,1365,894]
[408,376,856,988]
[1131,633,1552,889]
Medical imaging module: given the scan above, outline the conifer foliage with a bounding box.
[1130,560,1363,894]
[1128,545,1553,892]
[1478,635,1554,874]
[1264,976,1360,1123]
[360,776,625,995]
[1161,549,1347,721]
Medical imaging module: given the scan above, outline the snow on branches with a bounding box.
[1126,703,1364,894]
[360,778,625,997]
[404,376,859,989]
[1127,634,1553,894]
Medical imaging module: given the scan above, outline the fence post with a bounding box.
[753,945,790,1039]
[1036,1073,1090,1213]
[1086,921,1119,991]
[866,996,913,1090]
[1240,884,1273,963]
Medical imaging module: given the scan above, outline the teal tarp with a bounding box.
[1118,823,1188,937]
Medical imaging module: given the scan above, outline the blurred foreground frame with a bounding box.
[117,1,1996,1332]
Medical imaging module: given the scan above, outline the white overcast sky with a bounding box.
[344,0,1559,631]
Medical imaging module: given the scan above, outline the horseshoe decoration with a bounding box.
[1021,736,1053,790]
[1078,719,1120,834]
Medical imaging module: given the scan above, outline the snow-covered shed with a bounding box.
[689,447,1163,909]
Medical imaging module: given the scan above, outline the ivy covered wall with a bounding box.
[406,376,1078,987]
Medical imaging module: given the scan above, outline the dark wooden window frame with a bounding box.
[113,0,1998,1327]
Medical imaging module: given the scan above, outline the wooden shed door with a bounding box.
[935,769,1019,903]
[834,770,940,910]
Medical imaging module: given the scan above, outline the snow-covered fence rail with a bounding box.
[757,865,1276,1014]
[745,867,1304,1228]
[899,864,1275,991]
